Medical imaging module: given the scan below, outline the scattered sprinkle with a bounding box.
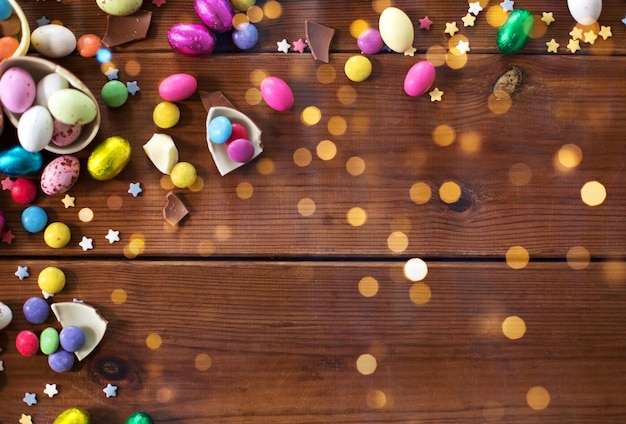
[569,27,583,40]
[598,25,612,40]
[456,39,470,54]
[152,0,166,6]
[500,0,515,12]
[461,13,476,27]
[128,182,143,197]
[106,229,120,244]
[567,39,581,53]
[15,266,29,280]
[79,236,94,251]
[418,16,433,30]
[103,383,118,398]
[583,30,597,44]
[444,22,459,36]
[127,81,140,96]
[44,383,59,398]
[546,39,559,53]
[292,38,306,53]
[42,290,54,299]
[36,16,51,26]
[61,194,76,208]
[2,230,15,244]
[1,177,13,190]
[622,15,626,27]
[541,12,555,25]
[468,1,483,15]
[276,38,290,53]
[105,67,120,80]
[23,392,37,406]
[429,88,443,102]
[19,414,33,424]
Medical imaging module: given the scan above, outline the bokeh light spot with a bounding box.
[246,5,263,23]
[506,246,529,269]
[107,195,123,210]
[459,131,482,154]
[446,50,468,69]
[488,93,512,114]
[263,0,282,19]
[337,85,357,105]
[502,315,526,339]
[358,276,379,297]
[509,162,532,186]
[297,198,316,217]
[486,5,508,27]
[527,386,550,410]
[245,87,262,105]
[156,387,173,403]
[125,60,141,76]
[293,147,313,167]
[197,240,216,257]
[236,181,254,199]
[160,174,175,191]
[256,157,275,175]
[214,225,231,241]
[146,333,162,350]
[189,175,204,192]
[581,180,606,206]
[195,353,212,371]
[567,246,590,270]
[410,182,432,205]
[404,258,428,282]
[439,181,462,204]
[426,45,448,67]
[301,106,322,126]
[232,13,249,29]
[328,115,347,136]
[347,207,367,227]
[433,124,456,147]
[556,143,583,170]
[111,288,127,304]
[409,282,432,305]
[387,231,409,253]
[317,140,337,160]
[250,69,267,86]
[346,156,366,176]
[366,389,387,409]
[356,353,377,375]
[78,207,94,222]
[350,19,370,38]
[317,64,336,84]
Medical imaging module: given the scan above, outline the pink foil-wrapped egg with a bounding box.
[260,76,294,112]
[168,23,216,57]
[194,0,234,33]
[403,61,436,97]
[40,155,80,195]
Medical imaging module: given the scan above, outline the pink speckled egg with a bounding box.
[40,155,80,195]
[158,73,197,102]
[194,0,234,33]
[168,23,216,57]
[403,61,436,97]
[260,76,294,112]
[51,120,82,147]
[0,67,35,113]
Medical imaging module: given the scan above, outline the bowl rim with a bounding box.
[6,0,30,58]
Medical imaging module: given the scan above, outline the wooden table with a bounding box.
[1,1,625,422]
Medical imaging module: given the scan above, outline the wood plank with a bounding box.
[0,260,625,422]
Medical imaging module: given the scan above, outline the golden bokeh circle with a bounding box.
[346,156,366,176]
[527,386,550,410]
[502,315,526,339]
[567,246,591,270]
[506,246,529,269]
[358,276,379,297]
[297,198,316,217]
[195,353,213,371]
[580,180,606,206]
[236,181,254,199]
[439,181,462,204]
[387,231,409,253]
[316,140,337,161]
[410,182,431,205]
[409,282,432,305]
[356,353,377,375]
[294,147,313,167]
[347,207,367,227]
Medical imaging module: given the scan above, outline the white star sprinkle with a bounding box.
[15,265,29,280]
[44,383,59,398]
[456,39,470,54]
[23,392,37,406]
[103,383,118,398]
[105,229,120,244]
[79,236,93,251]
[500,0,515,12]
[276,38,290,53]
[468,1,483,15]
[128,182,143,197]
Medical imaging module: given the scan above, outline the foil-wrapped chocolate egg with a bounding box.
[53,407,90,424]
[194,0,234,33]
[168,23,216,57]
[0,144,43,177]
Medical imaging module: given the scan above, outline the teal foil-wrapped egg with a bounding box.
[496,9,534,54]
[126,412,154,424]
[0,144,44,176]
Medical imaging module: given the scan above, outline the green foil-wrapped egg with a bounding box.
[53,407,90,424]
[87,136,131,181]
[126,412,154,424]
[496,9,534,54]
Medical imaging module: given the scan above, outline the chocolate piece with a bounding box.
[163,191,189,227]
[102,10,152,48]
[305,20,335,63]
[199,90,235,113]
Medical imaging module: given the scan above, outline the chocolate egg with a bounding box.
[40,155,80,195]
[168,23,216,57]
[496,9,534,55]
[95,0,142,16]
[567,0,601,25]
[0,144,43,176]
[87,136,131,180]
[194,0,234,33]
[126,412,153,424]
[53,407,90,424]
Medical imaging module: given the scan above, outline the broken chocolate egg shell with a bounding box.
[51,301,108,361]
[6,0,30,58]
[163,191,189,227]
[493,65,525,100]
[206,106,262,176]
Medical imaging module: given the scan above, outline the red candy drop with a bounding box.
[16,330,39,356]
[11,178,37,204]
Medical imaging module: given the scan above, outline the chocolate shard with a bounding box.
[102,9,153,48]
[199,90,236,113]
[163,191,189,227]
[305,20,335,63]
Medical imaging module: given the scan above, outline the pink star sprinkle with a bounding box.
[292,38,307,53]
[1,230,15,244]
[419,16,433,30]
[152,0,166,6]
[1,177,13,190]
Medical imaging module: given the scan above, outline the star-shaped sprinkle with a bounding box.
[429,88,443,102]
[103,383,118,398]
[598,25,612,40]
[127,81,140,96]
[79,236,93,251]
[62,194,76,208]
[444,22,459,36]
[583,30,597,44]
[569,27,583,40]
[15,266,29,280]
[456,39,470,54]
[276,39,290,53]
[36,16,50,26]
[42,290,54,299]
[292,38,306,53]
[622,15,626,27]
[500,0,514,12]
[1,177,13,190]
[461,13,476,27]
[152,0,166,6]
[1,230,15,244]
[468,1,483,15]
[567,39,581,53]
[106,229,120,244]
[541,12,554,25]
[44,383,59,398]
[403,46,416,56]
[105,67,119,80]
[546,39,559,53]
[128,182,143,197]
[23,393,37,406]
[19,414,33,424]
[418,16,433,30]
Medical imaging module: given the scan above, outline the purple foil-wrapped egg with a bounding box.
[194,0,234,33]
[168,23,216,57]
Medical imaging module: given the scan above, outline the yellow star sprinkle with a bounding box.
[569,27,583,40]
[20,415,33,424]
[461,13,476,27]
[598,25,612,40]
[546,39,559,53]
[61,194,76,208]
[567,39,581,53]
[583,30,597,44]
[444,21,459,36]
[429,88,443,102]
[541,12,555,25]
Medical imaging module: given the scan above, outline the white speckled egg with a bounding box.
[36,73,69,107]
[96,0,143,16]
[40,155,80,195]
[48,88,97,125]
[0,301,12,330]
[31,24,77,58]
[567,0,602,25]
[18,105,54,152]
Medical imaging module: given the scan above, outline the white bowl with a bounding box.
[0,56,101,154]
[6,0,30,58]
[206,106,263,176]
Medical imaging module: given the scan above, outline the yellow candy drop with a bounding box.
[170,162,197,188]
[43,222,71,249]
[153,101,180,129]
[38,266,66,294]
[344,55,372,82]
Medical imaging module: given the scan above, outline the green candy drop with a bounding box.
[101,80,129,108]
[125,412,154,424]
[496,9,534,54]
[40,327,59,355]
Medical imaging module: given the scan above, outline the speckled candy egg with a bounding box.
[48,88,98,125]
[194,0,234,33]
[96,0,143,16]
[40,155,80,195]
[0,66,35,114]
[31,24,77,58]
[168,23,216,57]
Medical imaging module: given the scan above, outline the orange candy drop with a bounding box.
[0,36,19,60]
[77,34,102,57]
